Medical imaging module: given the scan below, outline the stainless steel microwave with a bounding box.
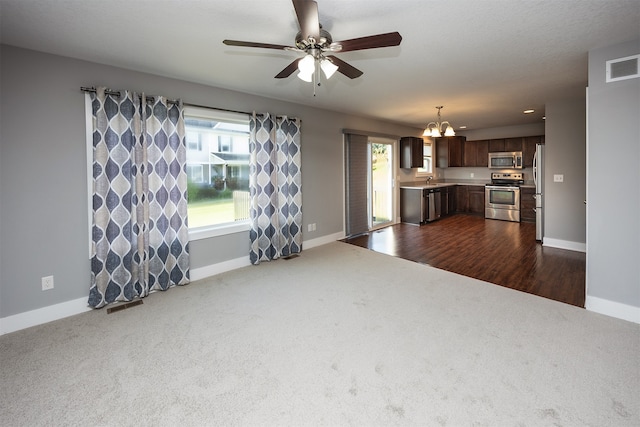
[488,151,523,169]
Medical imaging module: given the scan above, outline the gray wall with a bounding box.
[0,45,422,318]
[544,97,587,244]
[586,39,640,308]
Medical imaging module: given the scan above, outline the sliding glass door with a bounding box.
[370,140,394,229]
[345,133,396,237]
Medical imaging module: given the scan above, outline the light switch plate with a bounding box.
[553,174,564,182]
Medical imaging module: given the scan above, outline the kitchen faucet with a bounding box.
[427,176,433,184]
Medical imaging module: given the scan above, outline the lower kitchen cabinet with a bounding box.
[520,187,536,222]
[440,186,455,217]
[400,188,424,224]
[455,185,468,212]
[467,186,485,215]
[455,185,485,216]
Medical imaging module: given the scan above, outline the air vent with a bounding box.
[606,54,639,82]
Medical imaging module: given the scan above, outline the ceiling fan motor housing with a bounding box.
[295,27,333,50]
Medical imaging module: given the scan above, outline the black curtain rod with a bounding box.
[80,86,252,117]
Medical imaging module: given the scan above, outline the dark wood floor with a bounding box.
[342,214,586,307]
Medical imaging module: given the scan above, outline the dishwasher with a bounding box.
[425,188,441,222]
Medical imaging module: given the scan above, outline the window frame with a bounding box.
[415,140,435,177]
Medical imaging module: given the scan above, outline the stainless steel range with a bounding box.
[485,173,523,222]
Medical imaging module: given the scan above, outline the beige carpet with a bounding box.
[1,242,638,426]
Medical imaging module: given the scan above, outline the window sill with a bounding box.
[189,220,251,241]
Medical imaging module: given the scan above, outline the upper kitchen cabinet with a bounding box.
[505,137,523,152]
[463,139,489,167]
[523,135,544,167]
[488,138,523,152]
[400,136,424,168]
[488,139,505,152]
[436,136,466,168]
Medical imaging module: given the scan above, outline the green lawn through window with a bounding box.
[187,199,235,229]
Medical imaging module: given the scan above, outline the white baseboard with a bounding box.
[304,231,345,250]
[190,256,252,281]
[0,297,91,336]
[1,233,344,336]
[191,232,344,280]
[543,238,586,253]
[586,296,640,324]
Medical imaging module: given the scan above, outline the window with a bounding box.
[187,164,203,183]
[184,107,251,238]
[416,141,434,176]
[186,131,202,151]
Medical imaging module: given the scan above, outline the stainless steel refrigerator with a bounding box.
[532,143,545,241]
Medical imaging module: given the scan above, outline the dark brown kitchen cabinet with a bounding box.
[400,137,424,168]
[488,137,521,152]
[467,186,485,215]
[520,187,536,222]
[436,136,466,168]
[454,185,484,215]
[489,139,505,152]
[455,185,468,212]
[523,135,544,167]
[463,139,489,167]
[505,137,523,152]
[440,186,455,217]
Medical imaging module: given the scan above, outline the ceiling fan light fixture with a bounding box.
[320,58,338,79]
[298,54,316,73]
[297,70,314,82]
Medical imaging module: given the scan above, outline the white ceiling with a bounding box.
[1,0,639,130]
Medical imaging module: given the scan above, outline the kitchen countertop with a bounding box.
[399,180,489,189]
[400,180,536,189]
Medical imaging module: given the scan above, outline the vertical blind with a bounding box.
[344,133,370,237]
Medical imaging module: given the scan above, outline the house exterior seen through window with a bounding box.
[184,107,251,230]
[417,141,433,175]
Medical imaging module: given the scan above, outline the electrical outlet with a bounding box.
[553,174,564,182]
[307,223,316,232]
[42,275,54,291]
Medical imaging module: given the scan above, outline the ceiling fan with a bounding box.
[222,0,402,82]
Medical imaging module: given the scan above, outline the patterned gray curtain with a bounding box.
[89,87,190,308]
[249,113,302,265]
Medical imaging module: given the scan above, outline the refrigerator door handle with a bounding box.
[533,149,538,187]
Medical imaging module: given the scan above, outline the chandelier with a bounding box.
[423,106,455,138]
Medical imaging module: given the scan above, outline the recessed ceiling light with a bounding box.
[523,109,535,114]
[459,125,467,129]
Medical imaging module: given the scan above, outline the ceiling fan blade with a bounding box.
[293,0,320,41]
[325,55,363,79]
[334,31,402,52]
[275,59,302,79]
[223,39,291,50]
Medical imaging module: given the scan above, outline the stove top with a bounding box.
[489,172,524,186]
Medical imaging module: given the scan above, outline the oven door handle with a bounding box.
[486,185,520,191]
